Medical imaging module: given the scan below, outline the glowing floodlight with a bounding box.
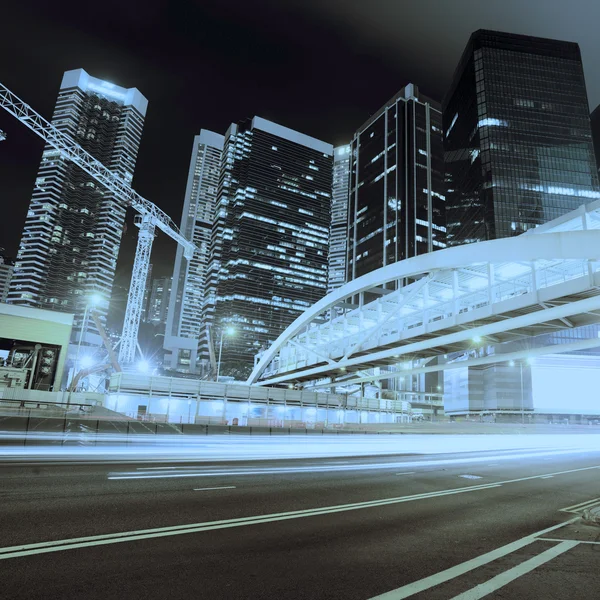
[137,360,150,373]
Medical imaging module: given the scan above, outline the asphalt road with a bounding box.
[1,442,600,599]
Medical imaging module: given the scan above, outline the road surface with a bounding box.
[1,440,600,599]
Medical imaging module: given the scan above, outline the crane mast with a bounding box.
[0,82,195,366]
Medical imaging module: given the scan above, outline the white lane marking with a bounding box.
[107,452,600,480]
[539,475,554,479]
[137,467,179,470]
[560,496,600,512]
[449,540,579,600]
[1,464,596,562]
[486,464,499,466]
[460,475,482,480]
[539,537,600,545]
[395,472,416,475]
[0,482,506,561]
[193,486,236,491]
[367,518,578,600]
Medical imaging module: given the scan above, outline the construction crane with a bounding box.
[0,82,195,366]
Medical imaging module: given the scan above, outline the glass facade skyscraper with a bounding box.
[328,145,351,292]
[164,130,223,373]
[8,69,147,343]
[348,84,446,282]
[205,117,333,374]
[443,29,599,246]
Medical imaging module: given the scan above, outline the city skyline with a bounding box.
[4,1,600,277]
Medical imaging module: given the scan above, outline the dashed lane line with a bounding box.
[1,465,598,562]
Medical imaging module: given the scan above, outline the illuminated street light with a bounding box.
[472,335,482,344]
[70,293,105,401]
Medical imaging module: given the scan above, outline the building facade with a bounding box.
[348,84,446,282]
[164,131,224,373]
[328,145,351,292]
[145,276,172,326]
[0,252,14,303]
[205,117,333,375]
[8,69,148,345]
[443,29,599,246]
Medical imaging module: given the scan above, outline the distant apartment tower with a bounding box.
[164,130,224,373]
[328,145,351,292]
[0,251,14,303]
[8,69,148,343]
[205,117,333,373]
[443,30,599,246]
[348,84,445,282]
[146,276,172,326]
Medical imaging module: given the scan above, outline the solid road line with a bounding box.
[449,540,579,600]
[193,486,236,491]
[560,496,600,512]
[367,518,579,600]
[0,465,597,561]
[0,483,503,561]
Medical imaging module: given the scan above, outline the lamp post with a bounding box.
[69,293,102,403]
[216,326,235,382]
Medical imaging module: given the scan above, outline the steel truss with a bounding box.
[249,208,600,386]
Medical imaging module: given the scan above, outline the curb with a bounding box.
[582,505,600,527]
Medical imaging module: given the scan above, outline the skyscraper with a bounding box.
[328,145,351,292]
[347,84,446,282]
[164,131,224,373]
[443,30,599,246]
[205,117,333,375]
[146,276,172,326]
[8,69,147,343]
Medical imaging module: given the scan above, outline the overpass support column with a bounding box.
[452,270,459,317]
[488,263,496,304]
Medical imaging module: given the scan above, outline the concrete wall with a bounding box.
[0,304,74,389]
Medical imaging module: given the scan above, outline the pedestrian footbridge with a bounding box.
[248,200,600,387]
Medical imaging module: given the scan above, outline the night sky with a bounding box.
[2,0,600,285]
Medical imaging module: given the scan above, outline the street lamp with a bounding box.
[72,294,102,389]
[216,326,235,382]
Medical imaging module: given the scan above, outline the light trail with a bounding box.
[1,433,599,464]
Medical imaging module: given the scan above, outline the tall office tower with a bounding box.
[146,276,172,326]
[347,84,446,283]
[8,69,148,344]
[164,130,224,373]
[0,251,14,303]
[443,30,599,246]
[205,117,333,375]
[328,145,351,292]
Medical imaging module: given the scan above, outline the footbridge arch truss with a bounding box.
[248,200,600,386]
